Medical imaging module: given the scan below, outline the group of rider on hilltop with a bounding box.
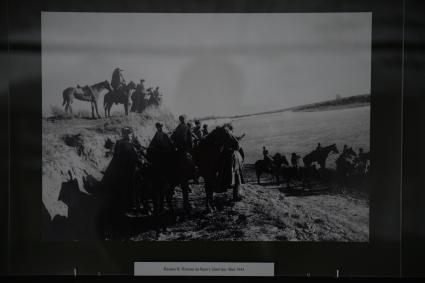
[111,67,162,113]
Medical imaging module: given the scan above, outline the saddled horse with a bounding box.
[302,143,339,169]
[254,153,289,185]
[104,81,137,117]
[62,80,112,119]
[192,126,244,212]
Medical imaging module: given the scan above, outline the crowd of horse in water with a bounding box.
[254,143,370,189]
[57,70,370,238]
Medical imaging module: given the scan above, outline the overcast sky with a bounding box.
[42,12,371,118]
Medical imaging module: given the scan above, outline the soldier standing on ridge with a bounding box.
[131,79,146,113]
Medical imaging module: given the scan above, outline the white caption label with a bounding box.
[134,262,274,276]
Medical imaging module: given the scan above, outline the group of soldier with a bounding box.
[262,146,301,169]
[111,67,162,113]
[107,113,218,214]
[149,115,210,156]
[261,143,369,171]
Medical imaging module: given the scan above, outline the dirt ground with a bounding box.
[130,165,369,242]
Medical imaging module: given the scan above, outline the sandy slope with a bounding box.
[42,107,176,219]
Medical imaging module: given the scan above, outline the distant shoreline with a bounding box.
[292,102,370,113]
[198,94,370,122]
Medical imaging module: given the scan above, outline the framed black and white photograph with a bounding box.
[42,11,371,243]
[4,0,411,277]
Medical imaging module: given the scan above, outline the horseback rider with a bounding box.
[262,146,273,165]
[111,67,126,91]
[202,124,209,136]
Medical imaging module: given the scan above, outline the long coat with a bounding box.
[171,123,192,151]
[101,138,138,211]
[111,68,124,90]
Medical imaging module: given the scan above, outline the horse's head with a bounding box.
[272,153,282,165]
[102,80,112,91]
[207,126,240,151]
[127,81,136,90]
[346,147,357,157]
[330,143,339,154]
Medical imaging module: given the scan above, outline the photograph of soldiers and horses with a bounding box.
[42,12,371,241]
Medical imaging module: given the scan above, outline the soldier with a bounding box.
[152,86,161,106]
[316,143,322,151]
[149,123,173,154]
[342,144,348,155]
[291,152,301,169]
[170,115,193,211]
[102,127,138,214]
[131,79,146,113]
[192,120,202,144]
[262,146,272,165]
[148,122,174,170]
[358,148,364,158]
[111,68,126,91]
[171,115,192,151]
[202,124,209,136]
[356,147,367,174]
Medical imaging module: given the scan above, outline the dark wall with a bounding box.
[402,0,425,277]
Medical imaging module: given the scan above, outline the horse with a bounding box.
[139,140,198,218]
[254,153,289,185]
[192,126,244,212]
[277,162,301,189]
[62,80,112,119]
[103,81,137,117]
[336,147,358,186]
[302,143,339,169]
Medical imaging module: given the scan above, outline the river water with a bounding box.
[205,106,370,168]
